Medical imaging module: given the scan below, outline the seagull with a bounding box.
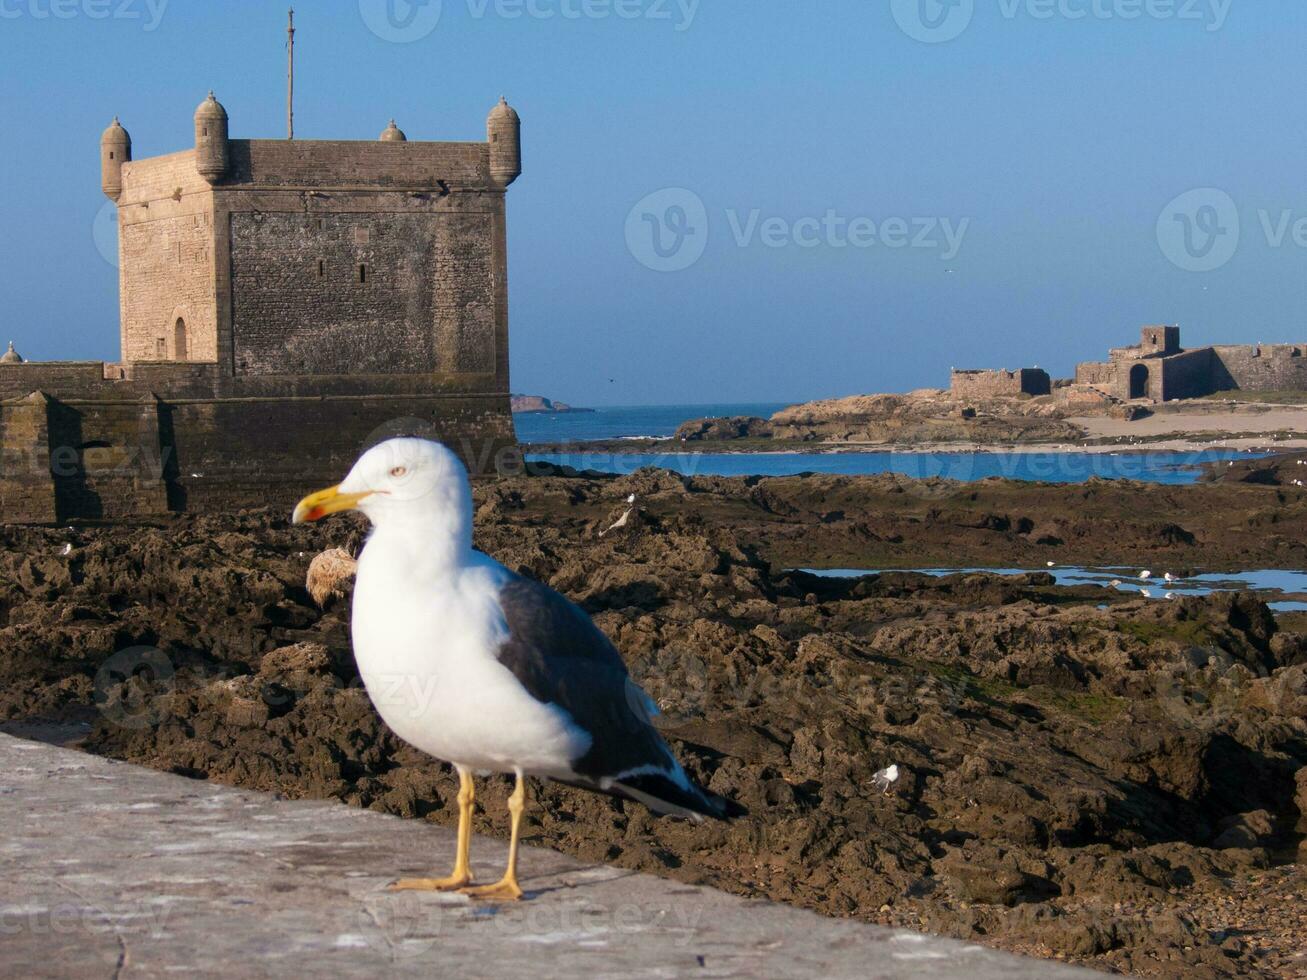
[872,764,900,794]
[1163,573,1177,583]
[292,438,730,901]
[1140,588,1153,598]
[1139,570,1152,580]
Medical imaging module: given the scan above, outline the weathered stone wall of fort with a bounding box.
[1157,348,1215,401]
[0,383,517,522]
[1209,345,1307,393]
[118,151,218,363]
[226,207,499,377]
[1074,361,1119,391]
[951,368,1050,399]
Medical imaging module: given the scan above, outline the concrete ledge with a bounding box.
[0,735,1100,978]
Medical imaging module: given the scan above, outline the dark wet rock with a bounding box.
[673,416,773,441]
[0,472,1304,977]
[1211,810,1277,850]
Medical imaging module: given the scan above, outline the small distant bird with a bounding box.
[1046,561,1056,568]
[293,439,730,901]
[1139,571,1152,580]
[1140,588,1153,598]
[1163,573,1177,583]
[1109,579,1123,588]
[1165,592,1177,600]
[873,764,900,794]
[627,493,637,504]
[60,543,72,556]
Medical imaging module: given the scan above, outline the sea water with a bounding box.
[515,403,1260,484]
[796,567,1307,611]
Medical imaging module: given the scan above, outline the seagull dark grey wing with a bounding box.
[494,573,728,821]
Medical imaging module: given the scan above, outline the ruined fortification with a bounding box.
[1,95,522,522]
[953,325,1307,406]
[1073,326,1307,402]
[950,367,1051,400]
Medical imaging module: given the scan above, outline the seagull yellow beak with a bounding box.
[292,485,372,524]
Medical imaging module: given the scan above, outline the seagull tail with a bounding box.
[608,771,741,823]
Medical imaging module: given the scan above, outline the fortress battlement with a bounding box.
[0,94,523,522]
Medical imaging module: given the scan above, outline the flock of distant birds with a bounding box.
[1046,560,1182,598]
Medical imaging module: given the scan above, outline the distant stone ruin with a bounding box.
[950,368,1051,399]
[953,325,1307,407]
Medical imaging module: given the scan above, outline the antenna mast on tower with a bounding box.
[286,8,295,140]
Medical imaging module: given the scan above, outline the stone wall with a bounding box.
[230,211,442,375]
[0,387,518,523]
[1074,361,1119,392]
[1157,348,1215,401]
[951,368,1051,399]
[117,150,218,364]
[1210,345,1307,393]
[227,139,490,189]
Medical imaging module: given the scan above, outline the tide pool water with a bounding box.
[796,566,1307,611]
[525,449,1251,484]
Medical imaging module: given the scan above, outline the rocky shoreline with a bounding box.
[541,393,1307,456]
[1,465,1304,977]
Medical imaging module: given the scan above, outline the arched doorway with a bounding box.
[173,318,187,361]
[1129,363,1149,400]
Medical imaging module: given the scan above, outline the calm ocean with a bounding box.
[513,403,1256,485]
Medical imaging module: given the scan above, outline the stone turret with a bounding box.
[379,119,407,142]
[194,91,229,183]
[487,97,521,188]
[100,117,131,201]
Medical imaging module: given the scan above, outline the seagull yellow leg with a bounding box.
[460,772,526,902]
[390,767,475,891]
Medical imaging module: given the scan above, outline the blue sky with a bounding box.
[0,0,1301,406]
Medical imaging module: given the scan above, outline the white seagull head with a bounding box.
[292,438,471,536]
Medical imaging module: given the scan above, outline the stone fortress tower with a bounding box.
[101,91,520,380]
[0,94,522,522]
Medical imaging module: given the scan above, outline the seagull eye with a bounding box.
[390,466,408,478]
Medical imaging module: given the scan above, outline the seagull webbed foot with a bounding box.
[458,878,523,902]
[389,873,473,892]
